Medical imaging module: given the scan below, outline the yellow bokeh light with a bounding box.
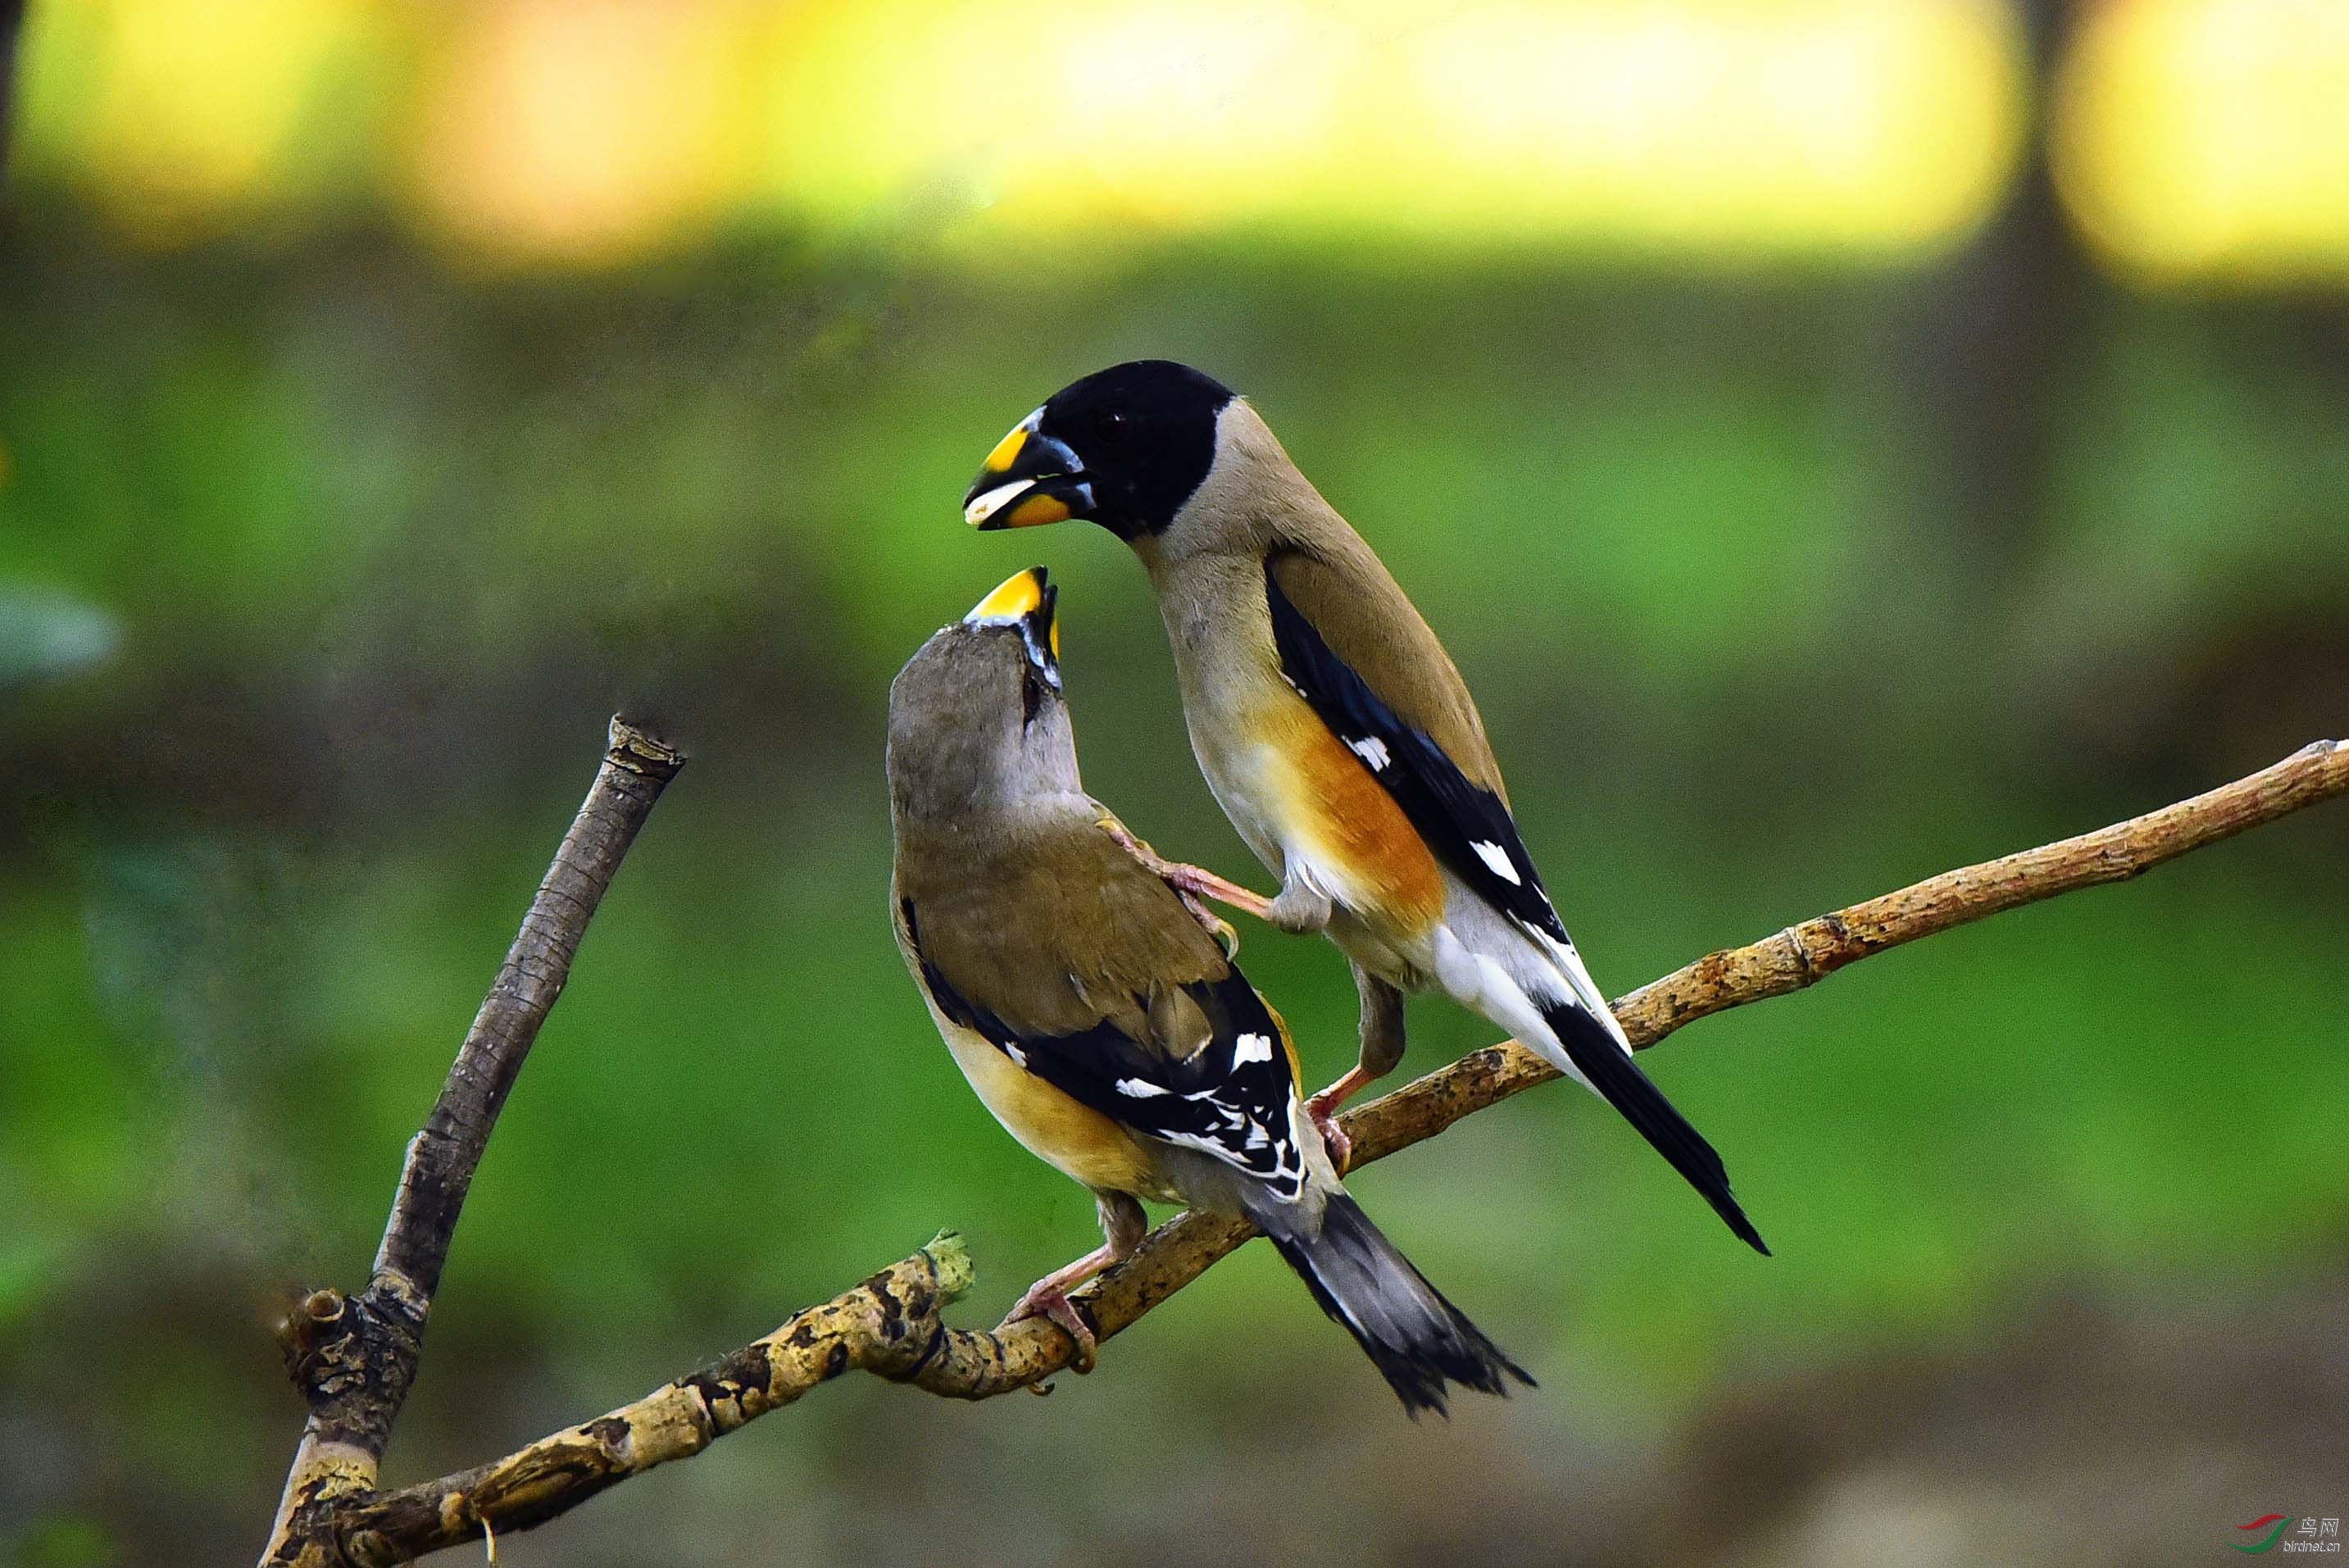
[404,0,762,265]
[2055,0,2349,286]
[16,0,389,243]
[13,0,2041,267]
[752,0,2024,260]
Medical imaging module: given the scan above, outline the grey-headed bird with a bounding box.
[961,364,1767,1254]
[888,565,1530,1413]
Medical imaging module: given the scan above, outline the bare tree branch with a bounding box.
[272,736,2348,1565]
[1351,734,2349,1161]
[331,1218,1258,1566]
[332,1237,984,1566]
[262,718,684,1568]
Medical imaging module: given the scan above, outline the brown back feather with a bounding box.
[895,810,1235,1061]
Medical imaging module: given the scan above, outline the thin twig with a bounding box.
[307,738,2345,1564]
[261,718,684,1568]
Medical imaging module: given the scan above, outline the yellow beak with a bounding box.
[963,416,1093,530]
[963,565,1061,661]
[966,565,1046,622]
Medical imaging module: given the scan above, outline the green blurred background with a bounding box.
[3,2,2347,1564]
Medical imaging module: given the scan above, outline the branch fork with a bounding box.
[261,730,2347,1565]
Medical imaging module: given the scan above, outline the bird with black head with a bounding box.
[962,363,1770,1256]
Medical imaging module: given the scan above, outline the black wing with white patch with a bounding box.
[1263,562,1565,939]
[902,901,1309,1201]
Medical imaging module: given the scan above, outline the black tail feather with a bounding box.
[1543,1000,1770,1256]
[1265,1193,1534,1417]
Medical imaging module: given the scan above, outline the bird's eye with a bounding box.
[1100,409,1130,441]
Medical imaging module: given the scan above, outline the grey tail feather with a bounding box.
[1539,998,1770,1256]
[1263,1192,1533,1418]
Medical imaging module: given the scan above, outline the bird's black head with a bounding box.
[963,360,1236,540]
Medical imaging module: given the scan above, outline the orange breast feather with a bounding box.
[1266,694,1445,935]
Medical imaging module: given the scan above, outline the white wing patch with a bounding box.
[1158,1124,1305,1196]
[1347,735,1391,771]
[1472,840,1522,885]
[1115,1077,1170,1098]
[1146,1025,1306,1199]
